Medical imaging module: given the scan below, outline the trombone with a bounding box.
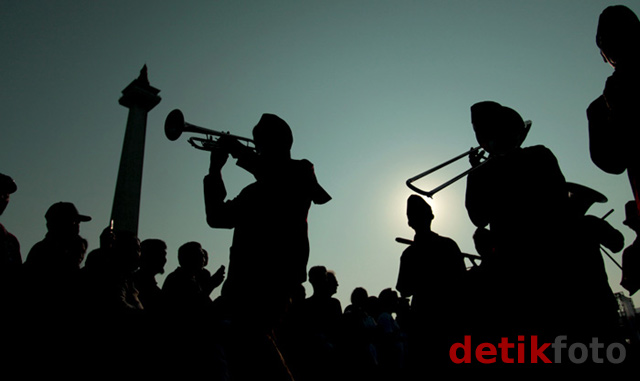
[164,109,256,152]
[406,120,532,198]
[405,146,489,198]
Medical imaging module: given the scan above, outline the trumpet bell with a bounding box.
[165,109,185,141]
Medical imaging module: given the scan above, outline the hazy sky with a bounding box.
[2,0,639,308]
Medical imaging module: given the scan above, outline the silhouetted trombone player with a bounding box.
[174,111,330,380]
[464,101,571,336]
[587,5,640,216]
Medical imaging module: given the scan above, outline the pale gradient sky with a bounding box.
[2,0,639,309]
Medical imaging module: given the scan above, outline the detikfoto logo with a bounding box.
[449,335,626,364]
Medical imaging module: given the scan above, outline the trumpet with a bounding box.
[164,109,256,152]
[406,146,489,198]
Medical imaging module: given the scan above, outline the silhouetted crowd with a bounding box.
[2,4,640,380]
[0,195,407,379]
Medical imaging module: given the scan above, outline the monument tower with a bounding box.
[110,65,161,235]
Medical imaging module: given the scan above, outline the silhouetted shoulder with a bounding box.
[0,223,21,266]
[520,145,559,162]
[439,234,461,252]
[292,159,331,205]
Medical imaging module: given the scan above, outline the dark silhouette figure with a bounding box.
[622,200,640,296]
[78,228,144,343]
[83,224,116,270]
[304,266,343,333]
[338,287,379,381]
[294,266,343,381]
[0,173,21,308]
[23,202,92,317]
[464,101,570,336]
[197,247,227,315]
[587,5,640,216]
[396,195,466,374]
[203,113,330,380]
[565,182,624,343]
[465,227,497,284]
[133,238,168,314]
[19,202,92,369]
[159,241,228,378]
[465,227,502,337]
[162,241,224,318]
[375,288,407,380]
[102,230,144,314]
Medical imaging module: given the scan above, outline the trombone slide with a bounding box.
[406,146,486,198]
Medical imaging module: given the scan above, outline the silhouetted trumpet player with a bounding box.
[200,111,330,380]
[464,101,571,336]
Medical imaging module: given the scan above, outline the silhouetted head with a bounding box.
[140,239,168,275]
[566,182,607,217]
[112,230,141,274]
[350,287,369,308]
[71,236,89,269]
[407,195,433,231]
[252,113,293,160]
[470,101,529,155]
[623,200,640,231]
[0,173,16,216]
[178,241,206,273]
[365,296,381,319]
[45,202,91,236]
[378,288,399,313]
[308,265,327,287]
[596,5,640,67]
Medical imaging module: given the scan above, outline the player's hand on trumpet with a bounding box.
[209,144,229,173]
[214,134,242,157]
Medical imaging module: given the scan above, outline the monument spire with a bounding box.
[110,65,161,235]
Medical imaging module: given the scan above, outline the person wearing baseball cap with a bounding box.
[25,201,91,266]
[23,201,91,316]
[44,202,92,234]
